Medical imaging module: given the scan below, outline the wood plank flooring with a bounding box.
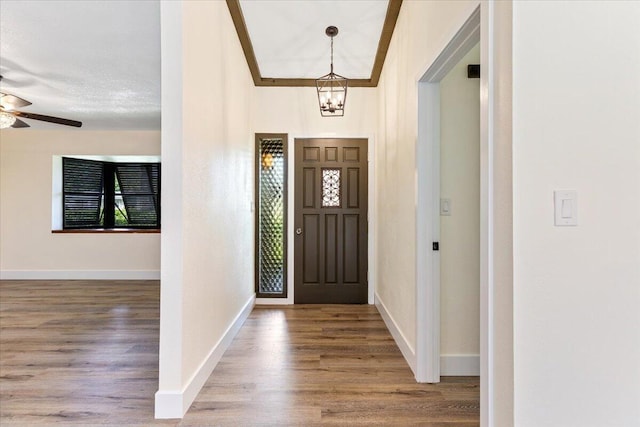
[0,281,479,426]
[0,280,172,427]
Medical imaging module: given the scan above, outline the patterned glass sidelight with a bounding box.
[258,138,285,295]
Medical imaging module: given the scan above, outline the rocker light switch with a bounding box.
[554,190,577,226]
[440,198,451,216]
[561,199,572,218]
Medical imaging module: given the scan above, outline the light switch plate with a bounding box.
[554,190,577,226]
[440,198,451,216]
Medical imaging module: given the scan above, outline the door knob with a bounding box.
[296,228,302,235]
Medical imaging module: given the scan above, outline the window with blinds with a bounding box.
[63,158,104,228]
[62,157,161,229]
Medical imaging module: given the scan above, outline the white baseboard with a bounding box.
[153,390,182,419]
[440,354,480,376]
[374,292,417,375]
[0,270,160,280]
[154,293,256,419]
[374,294,478,377]
[255,297,292,305]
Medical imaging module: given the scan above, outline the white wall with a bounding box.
[512,1,640,426]
[0,130,161,279]
[156,0,255,418]
[440,44,480,358]
[252,86,377,137]
[376,0,480,361]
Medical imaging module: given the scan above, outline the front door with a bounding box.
[294,138,368,303]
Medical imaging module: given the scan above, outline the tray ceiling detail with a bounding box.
[228,0,403,87]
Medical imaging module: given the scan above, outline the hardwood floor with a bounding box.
[185,305,479,426]
[0,280,171,426]
[0,281,479,426]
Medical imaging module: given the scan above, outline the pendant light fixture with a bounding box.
[316,26,347,117]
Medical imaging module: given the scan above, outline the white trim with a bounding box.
[416,5,481,385]
[255,297,290,305]
[153,390,182,420]
[375,292,416,374]
[419,8,481,83]
[61,155,161,162]
[0,270,160,280]
[180,294,255,414]
[288,133,376,305]
[154,294,256,419]
[480,2,495,425]
[367,134,376,304]
[441,354,481,376]
[282,134,296,305]
[52,157,63,230]
[416,81,441,383]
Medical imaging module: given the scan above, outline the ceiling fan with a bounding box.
[0,76,82,129]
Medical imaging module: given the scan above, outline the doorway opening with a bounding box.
[416,7,490,383]
[439,43,481,377]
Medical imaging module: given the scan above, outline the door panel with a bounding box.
[343,214,360,283]
[325,214,338,283]
[294,138,368,304]
[303,214,320,283]
[303,168,315,208]
[347,168,360,208]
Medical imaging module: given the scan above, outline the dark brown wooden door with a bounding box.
[294,138,368,303]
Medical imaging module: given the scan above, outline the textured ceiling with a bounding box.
[0,0,395,131]
[0,0,160,130]
[239,0,389,79]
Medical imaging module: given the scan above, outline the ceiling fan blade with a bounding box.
[13,111,82,128]
[11,118,30,128]
[0,92,32,109]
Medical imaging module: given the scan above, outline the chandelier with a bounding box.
[316,26,347,117]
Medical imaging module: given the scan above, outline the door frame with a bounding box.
[279,134,376,305]
[415,3,495,424]
[416,4,480,383]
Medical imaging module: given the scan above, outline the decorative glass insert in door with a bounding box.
[256,135,287,297]
[322,168,341,207]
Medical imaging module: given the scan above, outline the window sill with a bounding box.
[52,229,161,234]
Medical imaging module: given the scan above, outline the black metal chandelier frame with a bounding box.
[316,26,348,117]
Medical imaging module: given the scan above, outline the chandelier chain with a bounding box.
[330,36,334,74]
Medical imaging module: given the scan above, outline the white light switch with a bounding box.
[561,199,572,218]
[554,190,577,226]
[440,198,451,216]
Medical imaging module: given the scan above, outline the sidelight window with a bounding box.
[255,134,287,298]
